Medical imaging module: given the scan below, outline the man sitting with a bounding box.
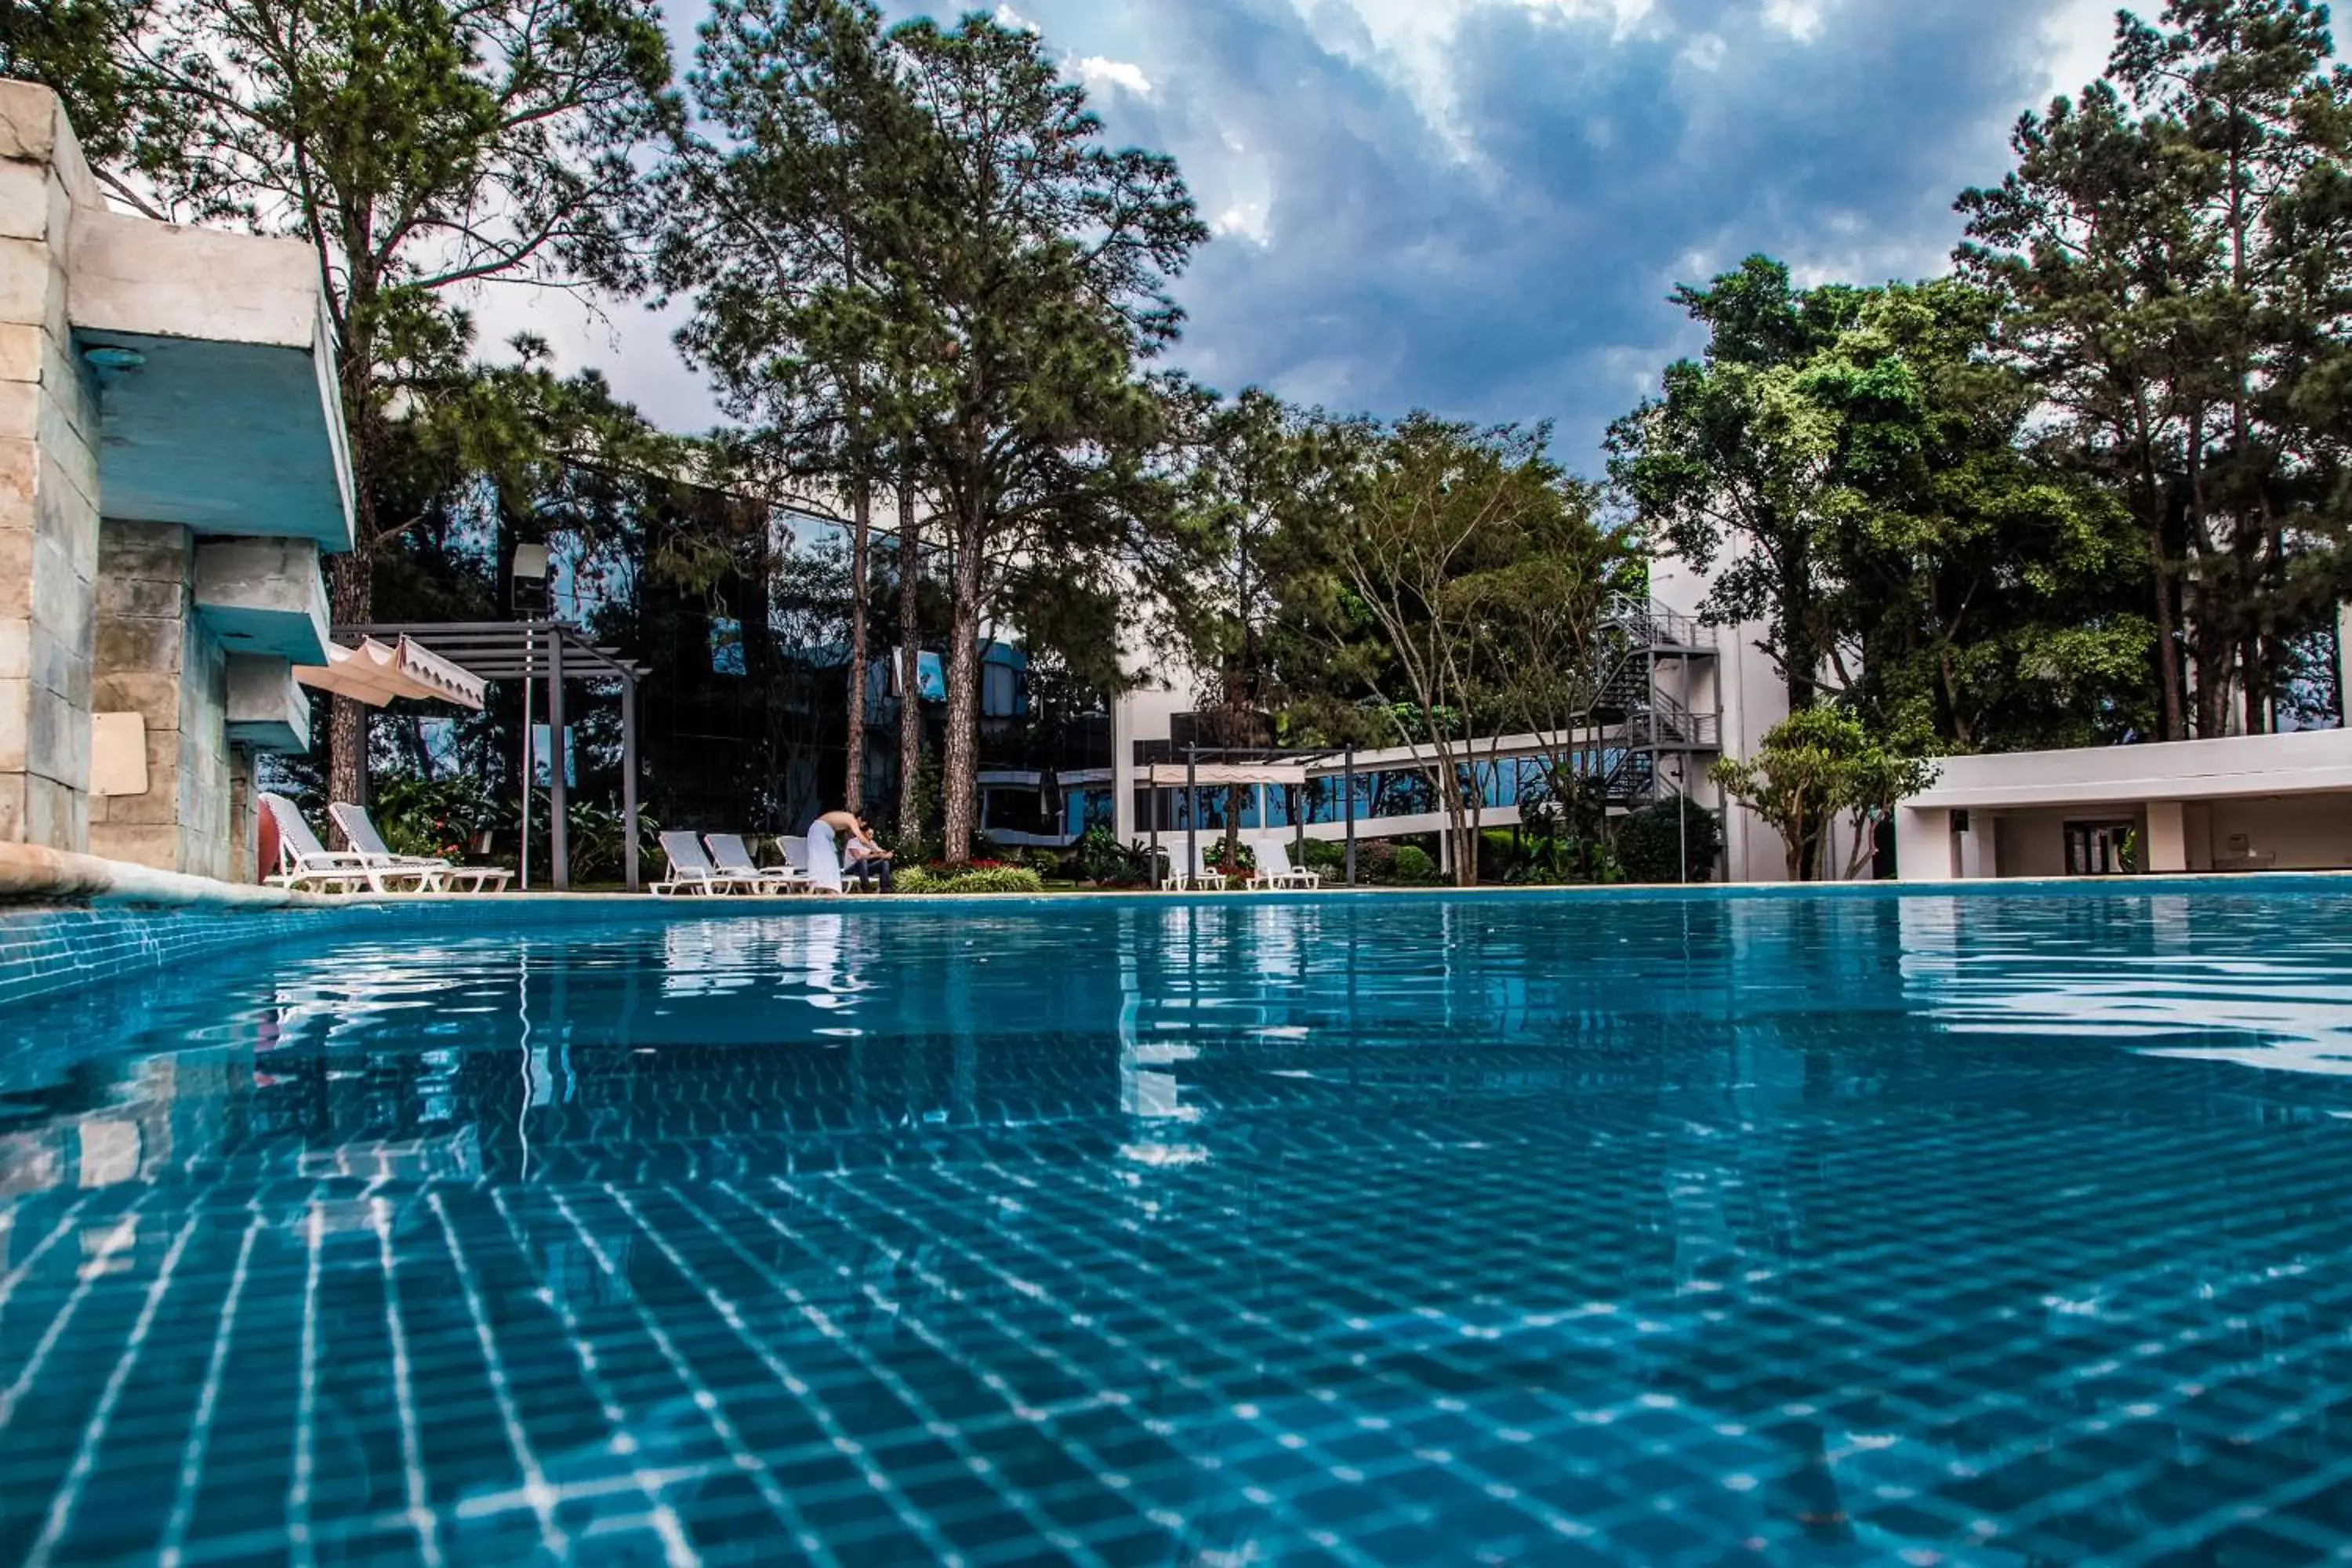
[815,809,895,892]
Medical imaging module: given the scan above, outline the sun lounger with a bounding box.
[1247,839,1322,891]
[260,793,412,895]
[652,830,760,895]
[328,802,511,893]
[706,833,811,892]
[1170,840,1229,891]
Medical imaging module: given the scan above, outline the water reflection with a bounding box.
[5,891,2352,1564]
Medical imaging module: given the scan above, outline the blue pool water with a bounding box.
[3,887,2352,1565]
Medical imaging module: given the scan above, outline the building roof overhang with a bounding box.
[70,211,354,552]
[1907,729,2352,811]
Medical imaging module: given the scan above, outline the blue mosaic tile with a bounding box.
[5,887,2352,1563]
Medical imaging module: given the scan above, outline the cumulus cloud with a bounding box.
[1073,54,1155,96]
[474,0,2153,466]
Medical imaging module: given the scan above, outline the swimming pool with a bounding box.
[2,886,2350,1565]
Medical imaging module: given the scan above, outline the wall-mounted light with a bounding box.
[511,543,550,582]
[81,344,147,371]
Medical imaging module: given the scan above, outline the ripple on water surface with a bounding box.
[4,888,2352,1565]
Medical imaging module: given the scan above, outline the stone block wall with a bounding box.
[89,520,234,879]
[0,85,100,850]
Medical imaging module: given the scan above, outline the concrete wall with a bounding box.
[2204,796,2352,872]
[0,84,100,850]
[1991,809,2081,879]
[89,521,233,878]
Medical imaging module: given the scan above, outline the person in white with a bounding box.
[811,809,895,892]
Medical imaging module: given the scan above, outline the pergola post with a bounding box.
[520,626,535,892]
[1149,761,1162,889]
[621,673,641,891]
[1344,742,1359,887]
[1185,744,1199,889]
[548,625,569,891]
[334,620,650,895]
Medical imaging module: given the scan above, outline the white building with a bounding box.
[1101,561,1773,880]
[1896,729,2352,881]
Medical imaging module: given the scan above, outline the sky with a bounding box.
[471,0,2127,471]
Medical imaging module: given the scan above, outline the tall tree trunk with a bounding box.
[325,322,380,835]
[2241,629,2266,737]
[940,506,985,864]
[844,478,871,814]
[2151,519,2184,742]
[327,546,372,828]
[896,480,923,840]
[2194,603,2230,739]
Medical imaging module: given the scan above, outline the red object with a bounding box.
[257,806,281,883]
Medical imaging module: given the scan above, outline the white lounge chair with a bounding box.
[652,830,759,895]
[260,793,404,895]
[706,833,811,893]
[328,802,511,893]
[1247,839,1322,891]
[1169,839,1229,891]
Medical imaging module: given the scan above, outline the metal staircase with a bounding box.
[1578,598,1724,809]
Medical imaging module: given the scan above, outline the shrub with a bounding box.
[372,773,499,861]
[1616,797,1723,884]
[895,866,1045,895]
[1354,840,1398,883]
[1391,844,1439,884]
[1075,825,1141,884]
[1301,837,1347,873]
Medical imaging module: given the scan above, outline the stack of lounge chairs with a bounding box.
[652,831,852,895]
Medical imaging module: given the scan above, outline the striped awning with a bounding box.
[295,636,486,710]
[1145,763,1310,787]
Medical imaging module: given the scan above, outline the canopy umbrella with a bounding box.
[295,636,486,710]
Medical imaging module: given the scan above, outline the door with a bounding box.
[2065,819,2136,877]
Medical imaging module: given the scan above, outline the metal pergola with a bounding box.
[1143,743,1359,888]
[339,621,649,891]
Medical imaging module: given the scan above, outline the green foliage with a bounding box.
[1300,837,1347,873]
[1956,0,2352,739]
[1610,263,2152,749]
[662,6,1208,864]
[0,0,169,185]
[1388,844,1439,885]
[370,773,499,860]
[893,865,1046,895]
[555,799,657,886]
[1711,709,1937,882]
[1276,412,1628,884]
[1066,826,1138,884]
[1615,797,1724,884]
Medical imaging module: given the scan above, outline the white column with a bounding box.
[1956,819,1993,879]
[1896,806,1955,882]
[2143,800,2187,874]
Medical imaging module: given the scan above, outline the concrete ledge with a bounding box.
[196,538,330,662]
[0,839,336,907]
[224,655,308,751]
